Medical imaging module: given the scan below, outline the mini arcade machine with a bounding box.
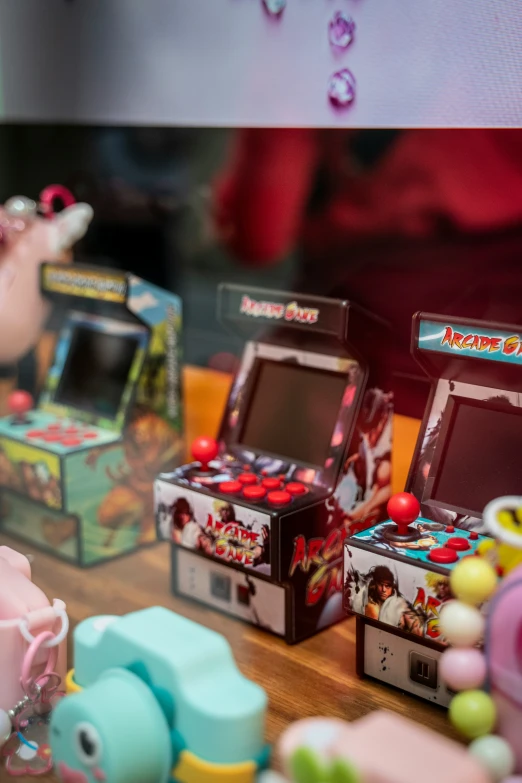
[0,262,183,565]
[344,312,522,705]
[155,285,393,643]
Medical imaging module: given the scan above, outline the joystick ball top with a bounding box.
[7,389,33,416]
[191,436,218,467]
[387,492,420,526]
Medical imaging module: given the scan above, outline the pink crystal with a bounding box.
[328,69,356,108]
[329,12,356,49]
[262,0,286,15]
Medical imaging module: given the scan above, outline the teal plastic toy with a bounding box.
[50,607,270,783]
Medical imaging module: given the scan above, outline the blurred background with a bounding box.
[0,125,256,370]
[1,125,521,416]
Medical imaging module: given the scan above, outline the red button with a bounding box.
[243,485,267,500]
[286,482,308,496]
[267,490,292,506]
[428,547,459,564]
[262,478,281,490]
[446,537,471,552]
[83,432,98,439]
[469,531,479,541]
[26,430,44,439]
[62,437,82,447]
[219,480,242,494]
[65,427,78,434]
[242,464,251,471]
[278,474,287,481]
[238,473,258,485]
[47,423,62,432]
[43,433,62,442]
[445,526,455,533]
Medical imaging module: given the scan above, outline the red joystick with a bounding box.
[384,492,422,543]
[7,390,34,424]
[191,436,219,472]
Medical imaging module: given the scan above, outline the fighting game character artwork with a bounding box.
[336,389,393,534]
[344,547,453,642]
[156,489,271,573]
[97,406,183,546]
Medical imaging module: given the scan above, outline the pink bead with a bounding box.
[440,647,487,691]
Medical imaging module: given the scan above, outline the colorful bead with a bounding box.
[469,735,516,782]
[290,747,326,782]
[289,745,361,783]
[450,557,498,606]
[330,758,362,782]
[449,690,497,739]
[439,601,485,647]
[440,648,486,691]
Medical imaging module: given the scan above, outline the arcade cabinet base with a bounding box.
[356,616,452,708]
[173,545,286,638]
[172,545,345,644]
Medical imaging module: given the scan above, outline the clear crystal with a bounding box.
[262,0,286,16]
[329,11,356,49]
[328,69,356,108]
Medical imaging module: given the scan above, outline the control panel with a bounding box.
[176,436,325,515]
[352,493,486,570]
[0,393,119,455]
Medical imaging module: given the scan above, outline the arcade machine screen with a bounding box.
[426,396,522,517]
[55,326,140,419]
[238,360,347,467]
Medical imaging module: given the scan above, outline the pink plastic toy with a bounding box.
[0,546,67,713]
[272,711,490,783]
[0,187,93,365]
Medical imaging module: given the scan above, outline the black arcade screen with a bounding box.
[55,326,139,419]
[239,360,347,467]
[430,398,522,516]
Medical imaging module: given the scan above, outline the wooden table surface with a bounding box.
[0,366,458,783]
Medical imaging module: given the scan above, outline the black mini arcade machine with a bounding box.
[0,262,183,565]
[155,284,393,643]
[344,312,522,704]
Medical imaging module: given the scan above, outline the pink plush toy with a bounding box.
[0,186,93,365]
